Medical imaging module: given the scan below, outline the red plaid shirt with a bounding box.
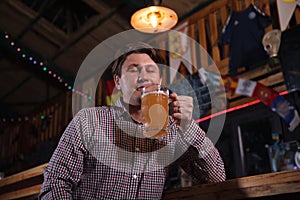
[40,100,225,199]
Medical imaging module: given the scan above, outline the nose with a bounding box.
[137,68,148,83]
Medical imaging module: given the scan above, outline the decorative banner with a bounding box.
[276,0,300,31]
[235,79,257,97]
[222,75,300,131]
[221,76,239,96]
[105,79,121,106]
[169,22,193,82]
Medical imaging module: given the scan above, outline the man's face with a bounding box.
[114,53,162,105]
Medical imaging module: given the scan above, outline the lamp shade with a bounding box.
[130,6,178,33]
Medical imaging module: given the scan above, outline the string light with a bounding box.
[0,31,93,109]
[0,114,49,124]
[2,32,72,88]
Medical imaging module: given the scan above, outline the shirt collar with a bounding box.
[113,97,131,119]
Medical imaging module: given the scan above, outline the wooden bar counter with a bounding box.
[163,169,300,200]
[1,164,300,199]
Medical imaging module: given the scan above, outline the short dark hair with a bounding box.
[111,42,166,77]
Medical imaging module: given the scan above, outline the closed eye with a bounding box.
[145,65,158,73]
[127,65,139,73]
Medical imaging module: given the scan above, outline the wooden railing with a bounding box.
[0,163,47,200]
[172,0,274,75]
[0,92,72,176]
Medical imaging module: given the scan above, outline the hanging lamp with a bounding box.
[130,0,178,33]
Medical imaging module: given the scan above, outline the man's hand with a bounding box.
[169,92,193,130]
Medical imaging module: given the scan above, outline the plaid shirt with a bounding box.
[40,100,225,199]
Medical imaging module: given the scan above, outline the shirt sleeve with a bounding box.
[175,120,226,183]
[39,110,87,199]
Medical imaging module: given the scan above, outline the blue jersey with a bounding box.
[218,4,272,75]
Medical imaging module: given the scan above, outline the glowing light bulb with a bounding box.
[150,13,158,28]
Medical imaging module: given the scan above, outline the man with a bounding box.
[39,42,225,199]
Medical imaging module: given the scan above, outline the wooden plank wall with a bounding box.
[0,92,73,167]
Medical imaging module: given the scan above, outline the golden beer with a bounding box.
[141,87,169,139]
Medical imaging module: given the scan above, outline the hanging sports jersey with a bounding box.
[218,4,272,75]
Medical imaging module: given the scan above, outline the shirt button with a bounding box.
[135,147,140,152]
[133,175,138,179]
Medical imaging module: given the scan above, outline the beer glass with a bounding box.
[141,84,169,139]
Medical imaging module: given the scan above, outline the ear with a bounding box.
[113,75,121,90]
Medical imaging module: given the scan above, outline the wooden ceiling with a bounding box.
[0,0,212,116]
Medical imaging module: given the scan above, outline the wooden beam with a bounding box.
[83,0,112,14]
[6,0,67,47]
[0,184,42,200]
[51,2,127,60]
[0,76,32,102]
[17,0,53,39]
[0,163,47,187]
[208,11,220,62]
[188,0,228,24]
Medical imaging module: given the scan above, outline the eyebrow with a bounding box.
[128,64,158,68]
